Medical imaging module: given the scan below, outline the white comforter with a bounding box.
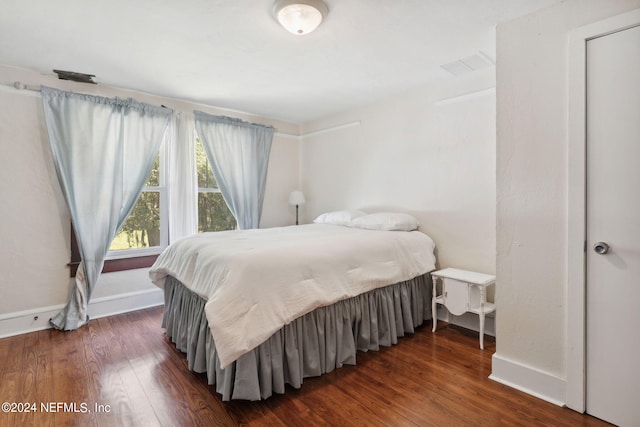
[149,224,436,368]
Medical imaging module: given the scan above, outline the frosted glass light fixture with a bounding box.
[273,0,328,35]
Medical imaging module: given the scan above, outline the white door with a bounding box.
[586,24,640,427]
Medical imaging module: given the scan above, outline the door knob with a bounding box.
[593,242,610,255]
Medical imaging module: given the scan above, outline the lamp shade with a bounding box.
[288,190,306,205]
[273,0,328,35]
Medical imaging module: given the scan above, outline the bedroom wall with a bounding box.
[300,70,496,277]
[0,64,300,335]
[493,0,640,405]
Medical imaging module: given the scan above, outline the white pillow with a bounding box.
[313,210,367,226]
[350,212,419,231]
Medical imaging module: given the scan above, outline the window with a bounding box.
[196,138,236,232]
[107,143,168,257]
[69,142,167,277]
[107,144,168,259]
[69,135,237,277]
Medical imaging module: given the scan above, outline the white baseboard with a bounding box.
[489,353,566,407]
[0,288,164,339]
[87,288,164,319]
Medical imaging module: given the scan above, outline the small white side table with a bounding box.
[431,268,496,349]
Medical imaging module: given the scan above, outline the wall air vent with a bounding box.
[53,69,97,84]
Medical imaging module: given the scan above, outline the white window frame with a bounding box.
[105,139,169,260]
[195,137,236,232]
[198,185,224,198]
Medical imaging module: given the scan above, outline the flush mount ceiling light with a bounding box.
[273,0,328,35]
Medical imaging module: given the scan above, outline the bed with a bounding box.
[149,215,436,401]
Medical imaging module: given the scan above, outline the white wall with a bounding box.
[261,132,302,229]
[494,0,640,405]
[300,70,496,276]
[0,65,299,334]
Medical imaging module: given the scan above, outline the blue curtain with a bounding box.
[41,86,172,330]
[193,112,274,229]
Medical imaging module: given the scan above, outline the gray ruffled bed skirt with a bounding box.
[162,273,432,401]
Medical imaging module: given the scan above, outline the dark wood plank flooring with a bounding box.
[0,306,611,426]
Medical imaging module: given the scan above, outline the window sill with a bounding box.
[69,254,159,277]
[104,254,159,273]
[70,224,163,277]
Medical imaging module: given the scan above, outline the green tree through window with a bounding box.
[110,153,163,251]
[106,137,235,254]
[197,138,236,232]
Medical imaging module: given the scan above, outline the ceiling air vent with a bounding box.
[440,52,494,77]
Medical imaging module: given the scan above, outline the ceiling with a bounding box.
[0,0,561,123]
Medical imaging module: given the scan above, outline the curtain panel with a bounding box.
[193,112,274,229]
[168,111,198,241]
[41,86,172,330]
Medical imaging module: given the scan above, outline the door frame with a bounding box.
[567,8,640,413]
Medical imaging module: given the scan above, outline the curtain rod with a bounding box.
[10,81,296,136]
[9,81,356,138]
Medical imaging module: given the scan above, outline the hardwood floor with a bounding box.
[0,306,611,427]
